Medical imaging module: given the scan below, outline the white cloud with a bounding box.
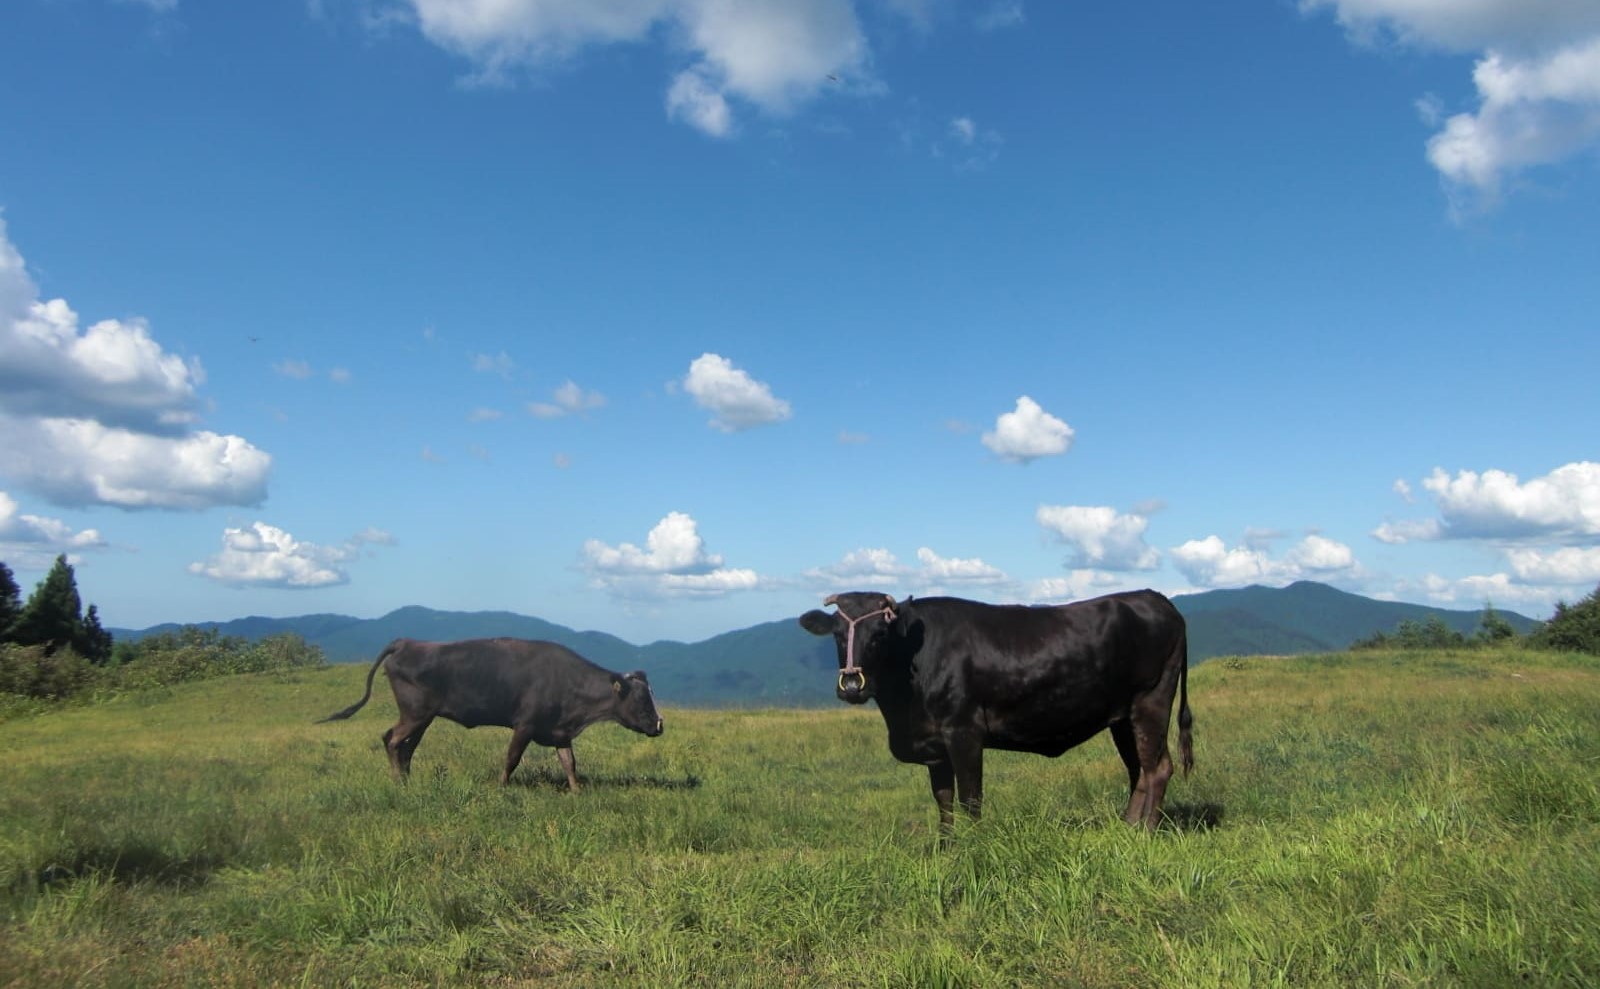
[950,116,977,144]
[1372,517,1445,544]
[583,510,722,575]
[470,351,516,377]
[976,1,1024,31]
[1023,569,1125,604]
[528,379,606,419]
[1415,571,1568,612]
[1506,545,1600,583]
[274,359,314,380]
[1036,504,1160,571]
[404,0,869,135]
[1304,0,1600,205]
[582,510,763,599]
[667,68,734,137]
[1,222,203,436]
[0,220,272,511]
[982,395,1073,464]
[682,353,791,432]
[0,415,270,510]
[1171,533,1361,588]
[911,546,1009,588]
[0,490,106,568]
[1414,462,1600,540]
[1393,478,1415,502]
[805,546,908,585]
[188,522,393,589]
[329,367,352,384]
[468,407,503,422]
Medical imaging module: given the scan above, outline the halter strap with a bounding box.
[836,601,895,689]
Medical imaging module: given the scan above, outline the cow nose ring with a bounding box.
[838,670,865,692]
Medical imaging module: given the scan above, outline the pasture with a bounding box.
[2,647,1598,987]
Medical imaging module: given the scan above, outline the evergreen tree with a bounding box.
[12,554,84,654]
[1475,601,1516,644]
[76,603,115,665]
[0,561,21,642]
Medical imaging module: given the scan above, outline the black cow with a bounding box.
[800,590,1192,832]
[318,638,664,789]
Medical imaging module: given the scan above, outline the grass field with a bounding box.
[2,647,1598,987]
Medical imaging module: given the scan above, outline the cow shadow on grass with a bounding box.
[37,841,224,889]
[1159,800,1225,832]
[507,767,702,792]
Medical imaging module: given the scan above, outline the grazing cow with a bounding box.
[800,590,1192,832]
[318,638,664,789]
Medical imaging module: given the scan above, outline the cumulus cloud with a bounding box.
[1506,545,1600,584]
[1304,0,1600,206]
[682,353,791,432]
[981,396,1073,464]
[582,510,763,599]
[1023,569,1126,604]
[273,359,314,380]
[1171,533,1361,588]
[911,547,1010,589]
[0,490,105,568]
[0,220,271,511]
[976,1,1024,32]
[1380,462,1600,543]
[0,416,270,510]
[188,522,393,589]
[404,0,868,135]
[805,545,1011,593]
[1,229,203,436]
[1036,504,1160,571]
[804,546,909,585]
[528,380,606,419]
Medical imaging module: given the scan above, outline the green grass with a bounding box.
[2,648,1598,987]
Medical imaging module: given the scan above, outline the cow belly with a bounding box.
[985,707,1114,757]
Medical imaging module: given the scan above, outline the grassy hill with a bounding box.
[2,646,1596,986]
[112,582,1540,705]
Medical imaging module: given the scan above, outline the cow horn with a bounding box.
[823,594,840,607]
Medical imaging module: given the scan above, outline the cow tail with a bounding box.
[1177,629,1194,777]
[315,641,400,723]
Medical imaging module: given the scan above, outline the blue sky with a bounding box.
[2,0,1597,644]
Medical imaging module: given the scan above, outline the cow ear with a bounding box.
[799,609,836,635]
[627,670,648,683]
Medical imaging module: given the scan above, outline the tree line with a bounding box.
[1351,587,1600,656]
[1,555,324,710]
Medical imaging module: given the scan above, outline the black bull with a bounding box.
[318,637,663,789]
[801,590,1193,831]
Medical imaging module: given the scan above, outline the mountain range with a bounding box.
[111,581,1539,707]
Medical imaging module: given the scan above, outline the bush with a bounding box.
[0,643,97,700]
[1530,584,1600,656]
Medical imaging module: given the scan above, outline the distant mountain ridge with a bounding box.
[112,581,1538,706]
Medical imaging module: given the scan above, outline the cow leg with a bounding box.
[556,746,581,793]
[945,732,984,822]
[384,717,432,780]
[928,760,956,839]
[1110,720,1148,826]
[501,727,537,785]
[1130,698,1175,830]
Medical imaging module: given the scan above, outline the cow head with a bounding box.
[612,670,664,737]
[799,591,905,705]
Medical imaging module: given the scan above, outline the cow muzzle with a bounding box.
[837,669,869,704]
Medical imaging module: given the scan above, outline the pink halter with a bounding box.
[834,600,896,690]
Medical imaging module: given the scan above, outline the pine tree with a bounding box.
[0,561,21,642]
[76,603,115,665]
[12,554,84,654]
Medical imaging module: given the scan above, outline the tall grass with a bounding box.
[2,647,1597,986]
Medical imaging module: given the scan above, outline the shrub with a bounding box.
[1530,583,1600,656]
[0,643,97,700]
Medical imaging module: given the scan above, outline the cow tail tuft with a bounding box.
[1177,630,1194,777]
[315,641,400,723]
